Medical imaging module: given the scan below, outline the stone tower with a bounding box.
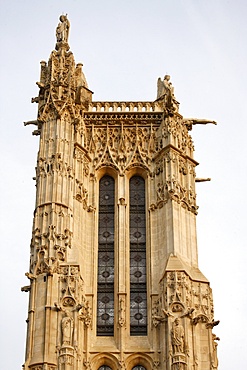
[22,15,219,370]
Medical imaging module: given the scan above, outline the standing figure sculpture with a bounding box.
[157,74,178,115]
[171,318,185,354]
[56,15,70,43]
[157,74,175,100]
[212,334,220,369]
[61,310,74,346]
[163,75,174,96]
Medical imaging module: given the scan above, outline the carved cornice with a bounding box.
[34,202,71,215]
[84,111,163,126]
[154,144,198,166]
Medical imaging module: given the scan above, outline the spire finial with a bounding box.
[55,14,70,50]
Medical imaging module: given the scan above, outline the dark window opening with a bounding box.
[130,176,147,336]
[97,175,115,336]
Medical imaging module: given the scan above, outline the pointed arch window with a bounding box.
[97,175,115,336]
[129,176,147,335]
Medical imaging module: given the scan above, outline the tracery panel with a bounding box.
[129,175,147,335]
[97,175,115,336]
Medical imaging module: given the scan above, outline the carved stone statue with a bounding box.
[61,310,74,346]
[163,75,174,96]
[212,333,220,368]
[157,75,175,100]
[157,74,178,115]
[171,318,185,354]
[56,15,70,43]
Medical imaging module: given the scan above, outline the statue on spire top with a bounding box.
[56,14,70,44]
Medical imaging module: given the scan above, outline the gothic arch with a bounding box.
[125,166,148,181]
[125,167,148,211]
[95,168,118,217]
[126,162,150,175]
[91,352,119,370]
[96,162,119,174]
[96,166,119,182]
[125,353,152,370]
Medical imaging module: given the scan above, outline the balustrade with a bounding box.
[88,101,162,112]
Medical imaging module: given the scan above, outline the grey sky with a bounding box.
[0,1,246,369]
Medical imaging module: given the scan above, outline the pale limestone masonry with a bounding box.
[22,15,219,370]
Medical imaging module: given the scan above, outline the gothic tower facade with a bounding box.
[22,16,219,370]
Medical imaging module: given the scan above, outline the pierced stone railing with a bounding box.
[88,101,162,113]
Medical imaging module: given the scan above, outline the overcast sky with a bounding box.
[0,1,246,369]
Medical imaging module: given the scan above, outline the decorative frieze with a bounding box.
[155,175,198,214]
[29,225,73,275]
[36,153,74,179]
[85,124,159,173]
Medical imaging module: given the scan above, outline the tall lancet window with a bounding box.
[97,175,115,336]
[129,176,147,335]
